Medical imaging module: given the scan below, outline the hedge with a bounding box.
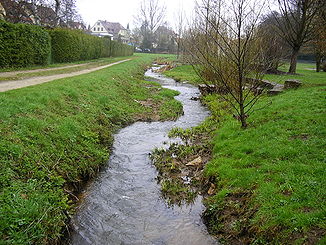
[49,28,134,63]
[110,40,134,57]
[49,29,102,63]
[0,21,51,68]
[0,22,134,68]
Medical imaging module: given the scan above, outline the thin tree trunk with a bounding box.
[239,103,247,128]
[177,40,180,59]
[239,76,247,128]
[55,0,60,27]
[316,52,321,72]
[289,48,300,74]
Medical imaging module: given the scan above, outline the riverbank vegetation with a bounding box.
[0,54,182,244]
[155,62,325,244]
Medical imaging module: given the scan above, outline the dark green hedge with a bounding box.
[0,21,51,68]
[49,29,103,63]
[49,28,134,63]
[110,40,134,57]
[0,22,134,68]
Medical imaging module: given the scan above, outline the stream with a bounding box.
[70,66,218,245]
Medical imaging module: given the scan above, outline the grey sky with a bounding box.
[76,0,196,29]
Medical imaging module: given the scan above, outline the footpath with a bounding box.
[0,59,131,92]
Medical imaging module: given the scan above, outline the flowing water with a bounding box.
[70,66,218,245]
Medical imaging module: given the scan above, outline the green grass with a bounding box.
[164,62,326,243]
[163,64,201,85]
[0,56,130,73]
[205,87,325,243]
[264,62,325,86]
[0,56,132,81]
[0,53,181,244]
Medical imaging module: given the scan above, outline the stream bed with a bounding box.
[70,66,218,245]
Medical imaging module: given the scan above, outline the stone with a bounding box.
[284,79,302,89]
[186,156,202,166]
[260,80,276,89]
[268,88,283,96]
[190,96,200,101]
[245,78,275,89]
[198,84,213,95]
[253,87,264,96]
[198,84,227,95]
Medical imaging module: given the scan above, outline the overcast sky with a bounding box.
[76,0,196,29]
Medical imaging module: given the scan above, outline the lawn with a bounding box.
[0,53,181,244]
[162,62,326,244]
[264,62,326,86]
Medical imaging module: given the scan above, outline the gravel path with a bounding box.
[0,59,131,92]
[0,63,91,77]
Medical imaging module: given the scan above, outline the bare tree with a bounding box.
[52,0,81,27]
[311,3,326,72]
[0,0,82,27]
[257,11,289,73]
[272,0,324,73]
[183,0,270,128]
[54,0,60,25]
[173,6,186,59]
[134,0,166,50]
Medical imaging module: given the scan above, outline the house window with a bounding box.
[98,27,100,31]
[101,27,103,31]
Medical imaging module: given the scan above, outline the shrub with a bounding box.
[0,21,51,68]
[50,28,134,63]
[110,40,134,57]
[49,28,104,63]
[101,37,112,57]
[0,23,133,68]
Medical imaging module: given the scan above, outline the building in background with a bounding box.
[90,20,131,44]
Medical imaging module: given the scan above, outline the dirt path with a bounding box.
[0,59,131,92]
[0,63,92,77]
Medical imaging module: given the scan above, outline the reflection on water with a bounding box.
[70,66,218,245]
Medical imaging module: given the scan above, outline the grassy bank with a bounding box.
[0,56,126,73]
[0,54,181,244]
[164,64,201,85]
[264,63,325,86]
[0,56,132,82]
[158,63,326,244]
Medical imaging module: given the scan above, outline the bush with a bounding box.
[110,40,134,57]
[0,21,51,68]
[49,28,104,63]
[50,28,133,63]
[101,37,112,57]
[0,22,134,68]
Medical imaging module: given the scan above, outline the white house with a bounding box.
[90,20,130,44]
